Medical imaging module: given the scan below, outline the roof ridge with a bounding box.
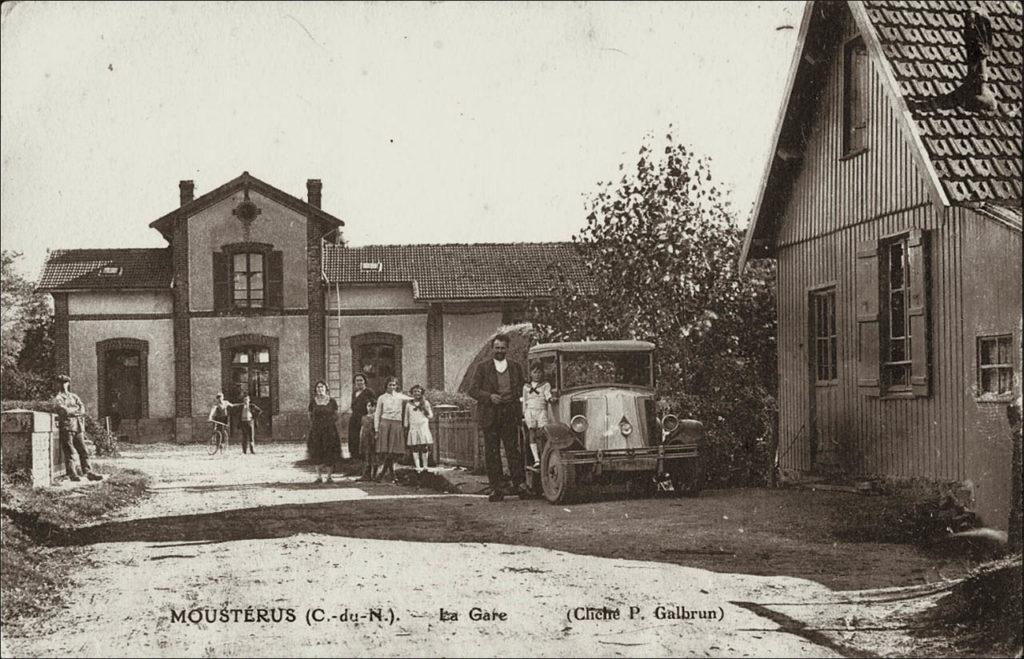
[328,241,576,249]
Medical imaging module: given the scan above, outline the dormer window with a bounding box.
[360,262,382,272]
[843,36,869,157]
[99,266,122,276]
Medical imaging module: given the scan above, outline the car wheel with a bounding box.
[668,458,703,497]
[541,443,576,504]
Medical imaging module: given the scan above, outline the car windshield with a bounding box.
[560,351,653,388]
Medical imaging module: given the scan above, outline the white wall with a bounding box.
[67,319,175,418]
[443,311,503,392]
[325,314,428,406]
[188,191,309,311]
[327,285,422,310]
[189,315,311,414]
[68,291,172,315]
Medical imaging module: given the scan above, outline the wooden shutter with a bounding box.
[906,229,930,396]
[267,250,284,309]
[213,252,231,311]
[855,239,880,395]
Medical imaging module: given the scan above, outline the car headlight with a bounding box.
[619,419,633,436]
[570,415,588,434]
[661,414,679,434]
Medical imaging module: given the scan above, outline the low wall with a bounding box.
[1,410,61,485]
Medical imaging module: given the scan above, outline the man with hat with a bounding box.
[52,375,102,482]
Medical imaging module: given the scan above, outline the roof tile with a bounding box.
[322,243,594,301]
[38,249,173,291]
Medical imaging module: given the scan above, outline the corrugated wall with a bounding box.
[774,11,968,481]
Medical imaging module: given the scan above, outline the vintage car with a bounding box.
[523,340,704,503]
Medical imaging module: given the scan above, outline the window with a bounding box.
[812,288,837,383]
[213,243,282,312]
[843,37,868,156]
[232,252,264,308]
[977,335,1014,398]
[856,229,930,398]
[881,239,911,390]
[99,265,122,276]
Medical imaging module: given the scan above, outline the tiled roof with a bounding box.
[864,0,1023,203]
[323,242,592,301]
[38,249,173,291]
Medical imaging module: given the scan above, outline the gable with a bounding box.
[774,8,936,246]
[149,171,342,242]
[742,0,1024,269]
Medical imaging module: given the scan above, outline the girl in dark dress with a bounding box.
[308,381,341,484]
[347,374,376,460]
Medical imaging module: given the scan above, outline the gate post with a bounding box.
[1,410,60,486]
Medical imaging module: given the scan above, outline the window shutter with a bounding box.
[213,252,230,311]
[267,250,284,309]
[855,239,880,395]
[907,229,930,396]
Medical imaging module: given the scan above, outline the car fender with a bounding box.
[666,419,703,448]
[542,422,582,450]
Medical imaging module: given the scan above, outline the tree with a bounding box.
[533,131,778,487]
[1,250,54,399]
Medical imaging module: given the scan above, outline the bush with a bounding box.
[424,389,477,412]
[1,399,120,457]
[0,367,52,400]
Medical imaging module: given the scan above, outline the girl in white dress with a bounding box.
[404,384,434,472]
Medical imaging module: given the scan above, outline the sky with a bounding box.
[0,1,803,280]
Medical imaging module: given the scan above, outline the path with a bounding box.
[1,444,952,657]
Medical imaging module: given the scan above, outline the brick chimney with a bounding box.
[307,179,322,209]
[179,180,194,207]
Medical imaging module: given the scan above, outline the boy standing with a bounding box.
[238,395,262,454]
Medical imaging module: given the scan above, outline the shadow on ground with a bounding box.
[47,486,974,591]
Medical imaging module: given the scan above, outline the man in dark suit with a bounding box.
[469,334,528,502]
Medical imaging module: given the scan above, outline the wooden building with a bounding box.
[741,1,1022,530]
[38,172,586,444]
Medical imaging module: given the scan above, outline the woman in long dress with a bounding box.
[347,374,375,460]
[308,381,341,484]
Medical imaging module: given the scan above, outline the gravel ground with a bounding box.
[0,442,971,657]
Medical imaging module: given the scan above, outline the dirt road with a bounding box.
[0,443,961,657]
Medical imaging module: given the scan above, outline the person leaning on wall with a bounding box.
[52,375,103,482]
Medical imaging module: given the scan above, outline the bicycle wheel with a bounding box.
[208,429,223,454]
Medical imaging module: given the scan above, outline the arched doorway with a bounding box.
[351,332,402,395]
[96,338,149,431]
[220,334,279,439]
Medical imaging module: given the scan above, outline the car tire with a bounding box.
[668,457,703,497]
[541,442,576,504]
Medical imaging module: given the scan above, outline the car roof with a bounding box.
[528,340,656,356]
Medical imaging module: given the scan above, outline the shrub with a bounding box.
[0,399,120,457]
[424,389,477,412]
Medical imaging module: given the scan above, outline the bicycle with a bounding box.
[208,421,230,455]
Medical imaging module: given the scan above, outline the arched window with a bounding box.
[351,332,402,395]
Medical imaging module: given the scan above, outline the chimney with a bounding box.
[307,179,322,209]
[179,180,194,207]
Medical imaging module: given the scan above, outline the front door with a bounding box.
[809,288,839,474]
[230,346,273,437]
[103,349,142,431]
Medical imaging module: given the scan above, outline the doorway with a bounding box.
[230,346,273,438]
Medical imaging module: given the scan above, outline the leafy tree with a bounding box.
[1,250,54,399]
[533,131,778,487]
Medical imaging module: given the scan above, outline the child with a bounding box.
[359,399,378,481]
[238,394,262,455]
[208,393,233,449]
[404,385,434,472]
[522,363,553,465]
